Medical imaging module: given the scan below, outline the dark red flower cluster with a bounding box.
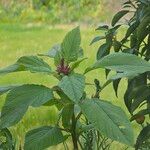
[56,58,70,75]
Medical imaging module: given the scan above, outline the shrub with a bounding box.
[0,27,135,149]
[91,0,150,149]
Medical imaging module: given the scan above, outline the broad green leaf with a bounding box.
[124,80,135,114]
[80,99,134,146]
[97,43,111,60]
[24,126,65,150]
[58,74,85,103]
[0,85,20,96]
[90,36,105,45]
[130,85,150,112]
[38,44,61,58]
[124,74,147,113]
[137,16,150,46]
[0,56,52,75]
[135,125,150,150]
[85,53,150,76]
[0,64,23,75]
[17,56,52,73]
[61,26,81,62]
[0,85,53,129]
[109,71,140,81]
[112,10,129,26]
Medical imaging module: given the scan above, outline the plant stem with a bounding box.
[71,113,79,150]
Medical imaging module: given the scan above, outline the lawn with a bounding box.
[0,23,140,149]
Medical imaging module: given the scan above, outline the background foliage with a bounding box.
[0,0,123,24]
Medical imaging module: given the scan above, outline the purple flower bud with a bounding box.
[56,59,70,75]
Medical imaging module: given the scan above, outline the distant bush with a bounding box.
[0,0,122,24]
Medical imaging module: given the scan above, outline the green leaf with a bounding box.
[130,33,137,48]
[124,80,135,114]
[24,126,65,150]
[90,36,105,45]
[80,99,134,146]
[108,25,121,35]
[61,26,81,62]
[110,72,141,81]
[124,74,147,113]
[54,47,83,66]
[43,99,61,107]
[0,84,53,129]
[105,69,111,78]
[137,16,150,46]
[58,74,85,103]
[54,50,62,66]
[38,44,61,58]
[0,64,23,75]
[113,78,121,97]
[96,25,109,31]
[85,53,150,76]
[0,56,52,75]
[135,125,150,150]
[112,10,129,26]
[0,85,20,96]
[62,104,74,128]
[130,85,150,112]
[122,21,139,42]
[17,56,52,73]
[56,89,72,104]
[97,43,111,60]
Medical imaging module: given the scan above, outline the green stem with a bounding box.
[71,113,79,150]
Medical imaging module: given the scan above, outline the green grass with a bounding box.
[0,23,140,149]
